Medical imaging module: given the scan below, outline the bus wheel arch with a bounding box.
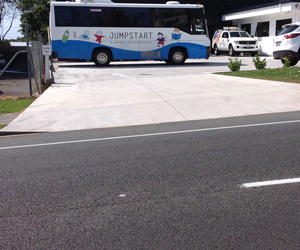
[168,47,187,65]
[92,48,112,66]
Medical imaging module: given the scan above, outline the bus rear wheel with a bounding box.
[93,49,111,66]
[169,48,187,65]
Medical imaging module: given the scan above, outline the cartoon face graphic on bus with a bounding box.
[78,30,90,40]
[172,28,181,42]
[62,30,70,43]
[95,30,105,44]
[157,32,166,47]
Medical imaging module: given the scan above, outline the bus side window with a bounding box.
[155,19,166,27]
[174,9,189,33]
[55,6,72,26]
[153,9,163,27]
[153,8,177,28]
[153,8,188,31]
[138,9,152,27]
[112,8,152,27]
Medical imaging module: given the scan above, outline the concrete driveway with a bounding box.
[2,55,300,132]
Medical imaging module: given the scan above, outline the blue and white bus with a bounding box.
[50,0,211,66]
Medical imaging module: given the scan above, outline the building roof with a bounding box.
[223,0,299,15]
[222,0,300,21]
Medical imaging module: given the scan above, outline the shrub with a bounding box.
[252,55,266,70]
[228,56,242,72]
[0,40,11,47]
[282,57,290,68]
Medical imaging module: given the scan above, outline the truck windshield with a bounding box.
[230,31,251,37]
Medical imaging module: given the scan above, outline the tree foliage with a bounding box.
[0,0,20,44]
[17,0,50,42]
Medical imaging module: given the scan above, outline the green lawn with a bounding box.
[0,98,36,114]
[0,97,36,129]
[218,66,300,83]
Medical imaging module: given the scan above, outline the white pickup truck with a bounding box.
[212,27,258,56]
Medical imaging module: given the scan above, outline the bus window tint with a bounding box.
[113,8,152,27]
[78,7,112,27]
[55,6,152,27]
[55,6,72,26]
[55,6,205,33]
[153,8,189,32]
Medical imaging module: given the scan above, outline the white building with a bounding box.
[222,1,300,55]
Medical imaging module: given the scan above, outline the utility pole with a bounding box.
[0,0,3,42]
[26,24,32,96]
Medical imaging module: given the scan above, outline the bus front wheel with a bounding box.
[169,48,187,65]
[93,49,111,66]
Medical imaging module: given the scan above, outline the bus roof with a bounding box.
[51,0,204,9]
[75,0,113,3]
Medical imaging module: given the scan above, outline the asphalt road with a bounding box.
[1,112,300,249]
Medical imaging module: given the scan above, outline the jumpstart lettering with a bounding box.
[109,32,153,39]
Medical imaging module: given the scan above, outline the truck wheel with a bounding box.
[229,45,236,57]
[93,49,111,66]
[214,45,220,55]
[169,48,187,65]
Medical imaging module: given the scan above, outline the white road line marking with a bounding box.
[1,119,300,151]
[240,177,300,188]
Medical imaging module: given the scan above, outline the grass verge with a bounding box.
[218,66,300,83]
[0,96,36,114]
[0,95,36,129]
